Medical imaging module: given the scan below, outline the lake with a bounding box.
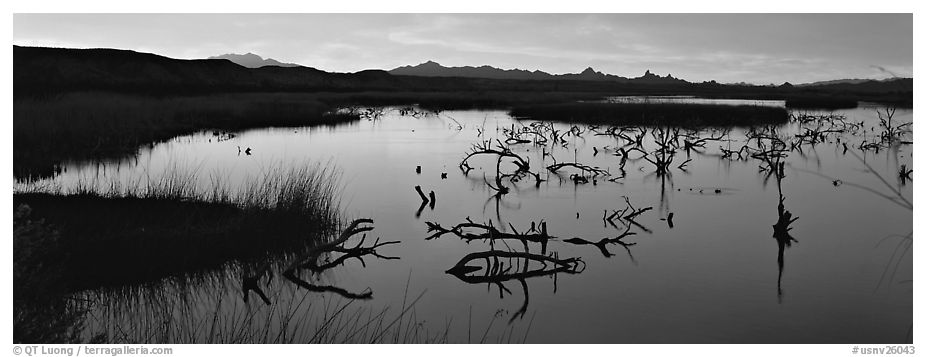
[18,99,913,343]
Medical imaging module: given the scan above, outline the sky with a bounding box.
[13,13,913,84]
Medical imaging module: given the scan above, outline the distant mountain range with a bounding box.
[15,46,911,107]
[389,60,685,84]
[207,53,301,68]
[206,55,902,89]
[795,78,901,87]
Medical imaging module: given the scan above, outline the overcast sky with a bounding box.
[13,13,912,84]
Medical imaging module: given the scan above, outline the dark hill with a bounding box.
[14,46,403,95]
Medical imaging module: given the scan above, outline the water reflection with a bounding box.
[242,219,402,303]
[17,101,913,343]
[445,250,585,324]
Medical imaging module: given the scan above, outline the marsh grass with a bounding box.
[14,161,351,343]
[14,92,359,179]
[14,161,342,291]
[509,102,790,127]
[785,97,859,110]
[76,274,444,343]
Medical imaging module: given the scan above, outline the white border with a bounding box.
[3,2,921,356]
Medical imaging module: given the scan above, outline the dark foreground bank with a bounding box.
[13,163,341,342]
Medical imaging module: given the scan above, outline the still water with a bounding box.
[22,99,913,343]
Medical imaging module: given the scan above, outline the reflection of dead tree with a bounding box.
[502,124,532,144]
[484,156,511,196]
[899,164,912,185]
[603,196,653,232]
[285,276,374,300]
[563,225,637,261]
[793,149,912,211]
[772,192,798,301]
[446,251,584,281]
[445,250,584,323]
[414,186,436,217]
[280,219,399,300]
[546,150,609,183]
[242,262,273,305]
[639,127,681,176]
[683,130,727,154]
[546,162,609,176]
[720,145,749,160]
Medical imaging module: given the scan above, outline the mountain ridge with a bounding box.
[389,60,685,84]
[207,53,302,68]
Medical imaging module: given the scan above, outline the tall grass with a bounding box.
[14,161,342,291]
[14,161,351,343]
[14,92,359,179]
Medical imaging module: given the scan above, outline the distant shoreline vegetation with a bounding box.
[509,102,790,127]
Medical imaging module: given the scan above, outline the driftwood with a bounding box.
[425,218,552,254]
[459,140,530,175]
[295,235,400,273]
